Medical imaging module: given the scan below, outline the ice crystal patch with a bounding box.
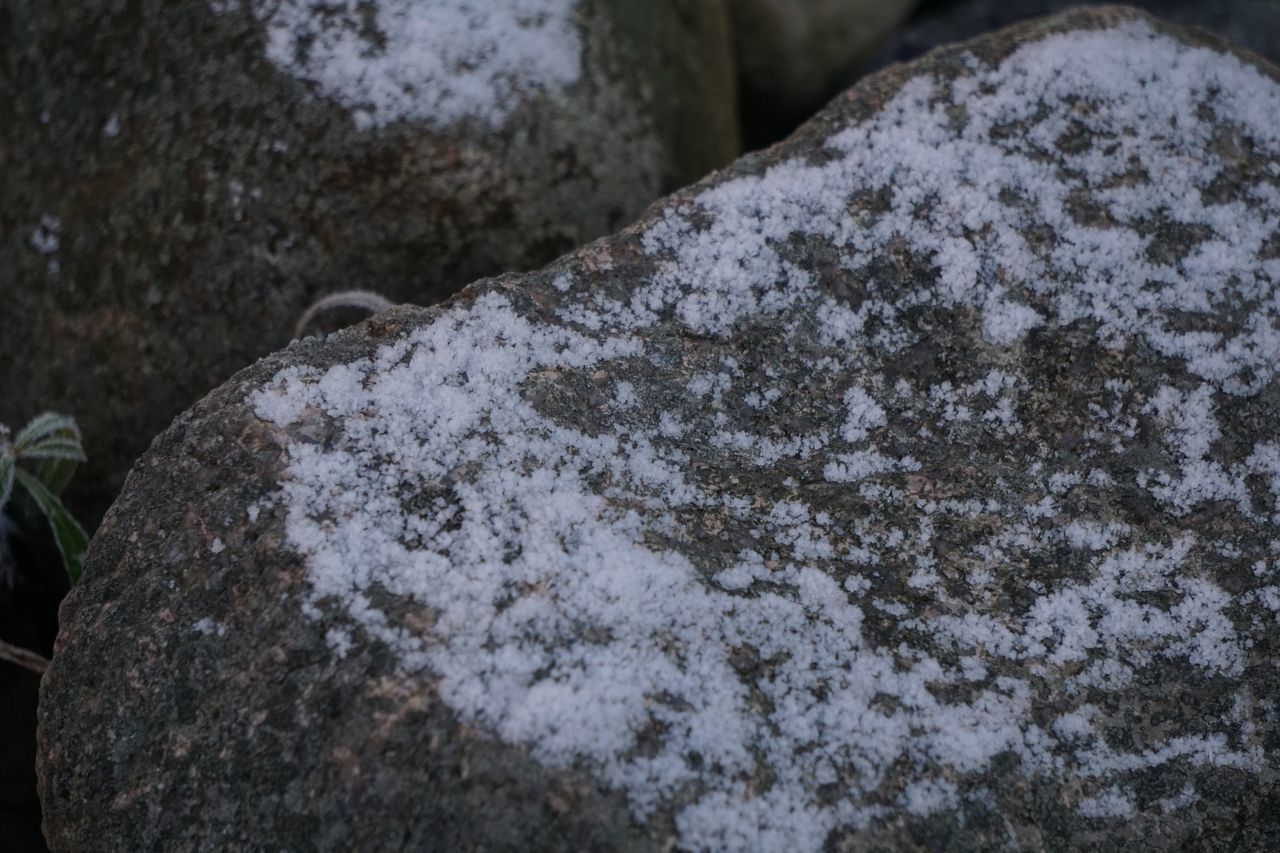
[233,0,582,129]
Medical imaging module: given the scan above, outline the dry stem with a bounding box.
[0,638,49,675]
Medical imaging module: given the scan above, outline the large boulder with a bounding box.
[0,0,739,527]
[39,8,1280,850]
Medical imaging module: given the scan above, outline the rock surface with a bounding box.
[0,0,739,527]
[730,0,920,144]
[40,8,1280,851]
[878,0,1280,71]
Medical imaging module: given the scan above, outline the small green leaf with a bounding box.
[11,413,86,496]
[14,413,81,455]
[14,467,88,584]
[36,456,79,498]
[19,436,87,462]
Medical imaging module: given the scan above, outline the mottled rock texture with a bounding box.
[40,7,1280,851]
[730,0,919,141]
[0,0,739,528]
[878,0,1280,71]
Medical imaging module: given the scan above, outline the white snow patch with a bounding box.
[824,450,919,483]
[982,300,1044,345]
[631,23,1280,392]
[30,214,60,255]
[326,626,354,658]
[235,0,583,130]
[1077,786,1134,819]
[840,387,887,443]
[192,617,227,637]
[252,291,1047,845]
[899,778,959,816]
[613,380,638,409]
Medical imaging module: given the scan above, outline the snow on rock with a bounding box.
[40,9,1280,852]
[236,0,583,130]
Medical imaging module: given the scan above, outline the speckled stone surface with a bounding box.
[39,8,1280,851]
[0,0,738,528]
[876,0,1280,71]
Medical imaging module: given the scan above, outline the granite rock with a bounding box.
[0,0,739,527]
[877,0,1280,71]
[39,8,1280,851]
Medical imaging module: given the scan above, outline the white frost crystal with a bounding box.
[30,213,61,255]
[252,20,1279,852]
[233,0,583,130]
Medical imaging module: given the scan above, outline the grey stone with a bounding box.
[0,0,739,528]
[39,8,1280,851]
[876,0,1280,71]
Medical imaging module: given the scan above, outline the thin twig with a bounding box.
[0,637,49,675]
[293,290,395,340]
